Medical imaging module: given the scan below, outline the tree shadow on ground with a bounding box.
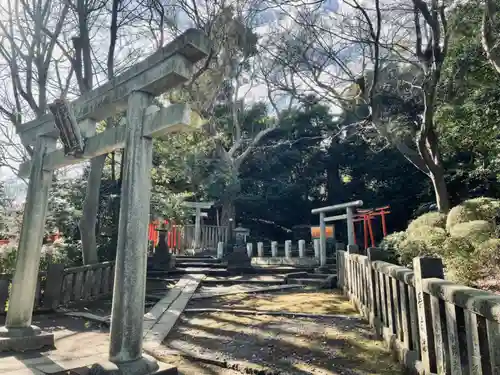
[164,309,402,375]
[188,289,358,316]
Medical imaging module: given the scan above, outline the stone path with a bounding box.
[0,273,207,375]
[0,314,110,374]
[143,274,205,351]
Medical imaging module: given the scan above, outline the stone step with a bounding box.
[252,266,317,275]
[202,278,286,286]
[173,268,229,276]
[175,257,220,263]
[175,261,226,268]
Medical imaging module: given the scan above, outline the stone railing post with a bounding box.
[413,256,444,375]
[366,248,385,331]
[335,243,345,289]
[257,242,264,257]
[217,242,224,259]
[298,240,305,258]
[313,239,320,259]
[271,241,278,257]
[43,263,65,310]
[284,240,292,258]
[346,245,359,296]
[246,243,253,258]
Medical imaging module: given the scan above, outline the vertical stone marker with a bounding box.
[246,243,253,258]
[257,242,264,257]
[217,242,224,259]
[313,239,320,259]
[298,239,305,258]
[284,240,292,258]
[271,241,278,257]
[1,28,212,375]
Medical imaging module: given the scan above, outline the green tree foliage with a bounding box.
[437,0,500,201]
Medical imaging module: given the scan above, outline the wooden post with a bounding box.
[43,263,65,310]
[413,256,444,375]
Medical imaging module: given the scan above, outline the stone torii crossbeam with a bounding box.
[0,29,211,375]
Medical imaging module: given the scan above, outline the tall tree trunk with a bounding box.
[77,0,120,264]
[429,166,450,213]
[79,155,106,263]
[220,197,236,226]
[220,195,236,241]
[326,161,344,204]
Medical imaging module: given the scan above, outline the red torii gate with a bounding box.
[352,206,391,249]
[148,219,180,248]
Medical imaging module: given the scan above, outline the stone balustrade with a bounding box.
[216,240,341,268]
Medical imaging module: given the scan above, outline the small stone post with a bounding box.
[0,137,56,350]
[257,242,264,257]
[284,240,292,258]
[271,241,278,257]
[298,240,306,258]
[217,242,224,259]
[413,257,444,375]
[108,91,158,372]
[313,239,320,259]
[246,243,253,258]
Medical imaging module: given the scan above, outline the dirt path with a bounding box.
[158,290,403,375]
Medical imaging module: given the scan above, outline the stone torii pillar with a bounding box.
[182,201,213,251]
[0,29,211,375]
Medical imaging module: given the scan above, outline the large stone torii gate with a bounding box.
[0,29,211,374]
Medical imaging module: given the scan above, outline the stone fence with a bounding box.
[217,239,340,268]
[338,247,500,375]
[0,261,115,313]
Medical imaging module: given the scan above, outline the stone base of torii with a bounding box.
[0,29,211,375]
